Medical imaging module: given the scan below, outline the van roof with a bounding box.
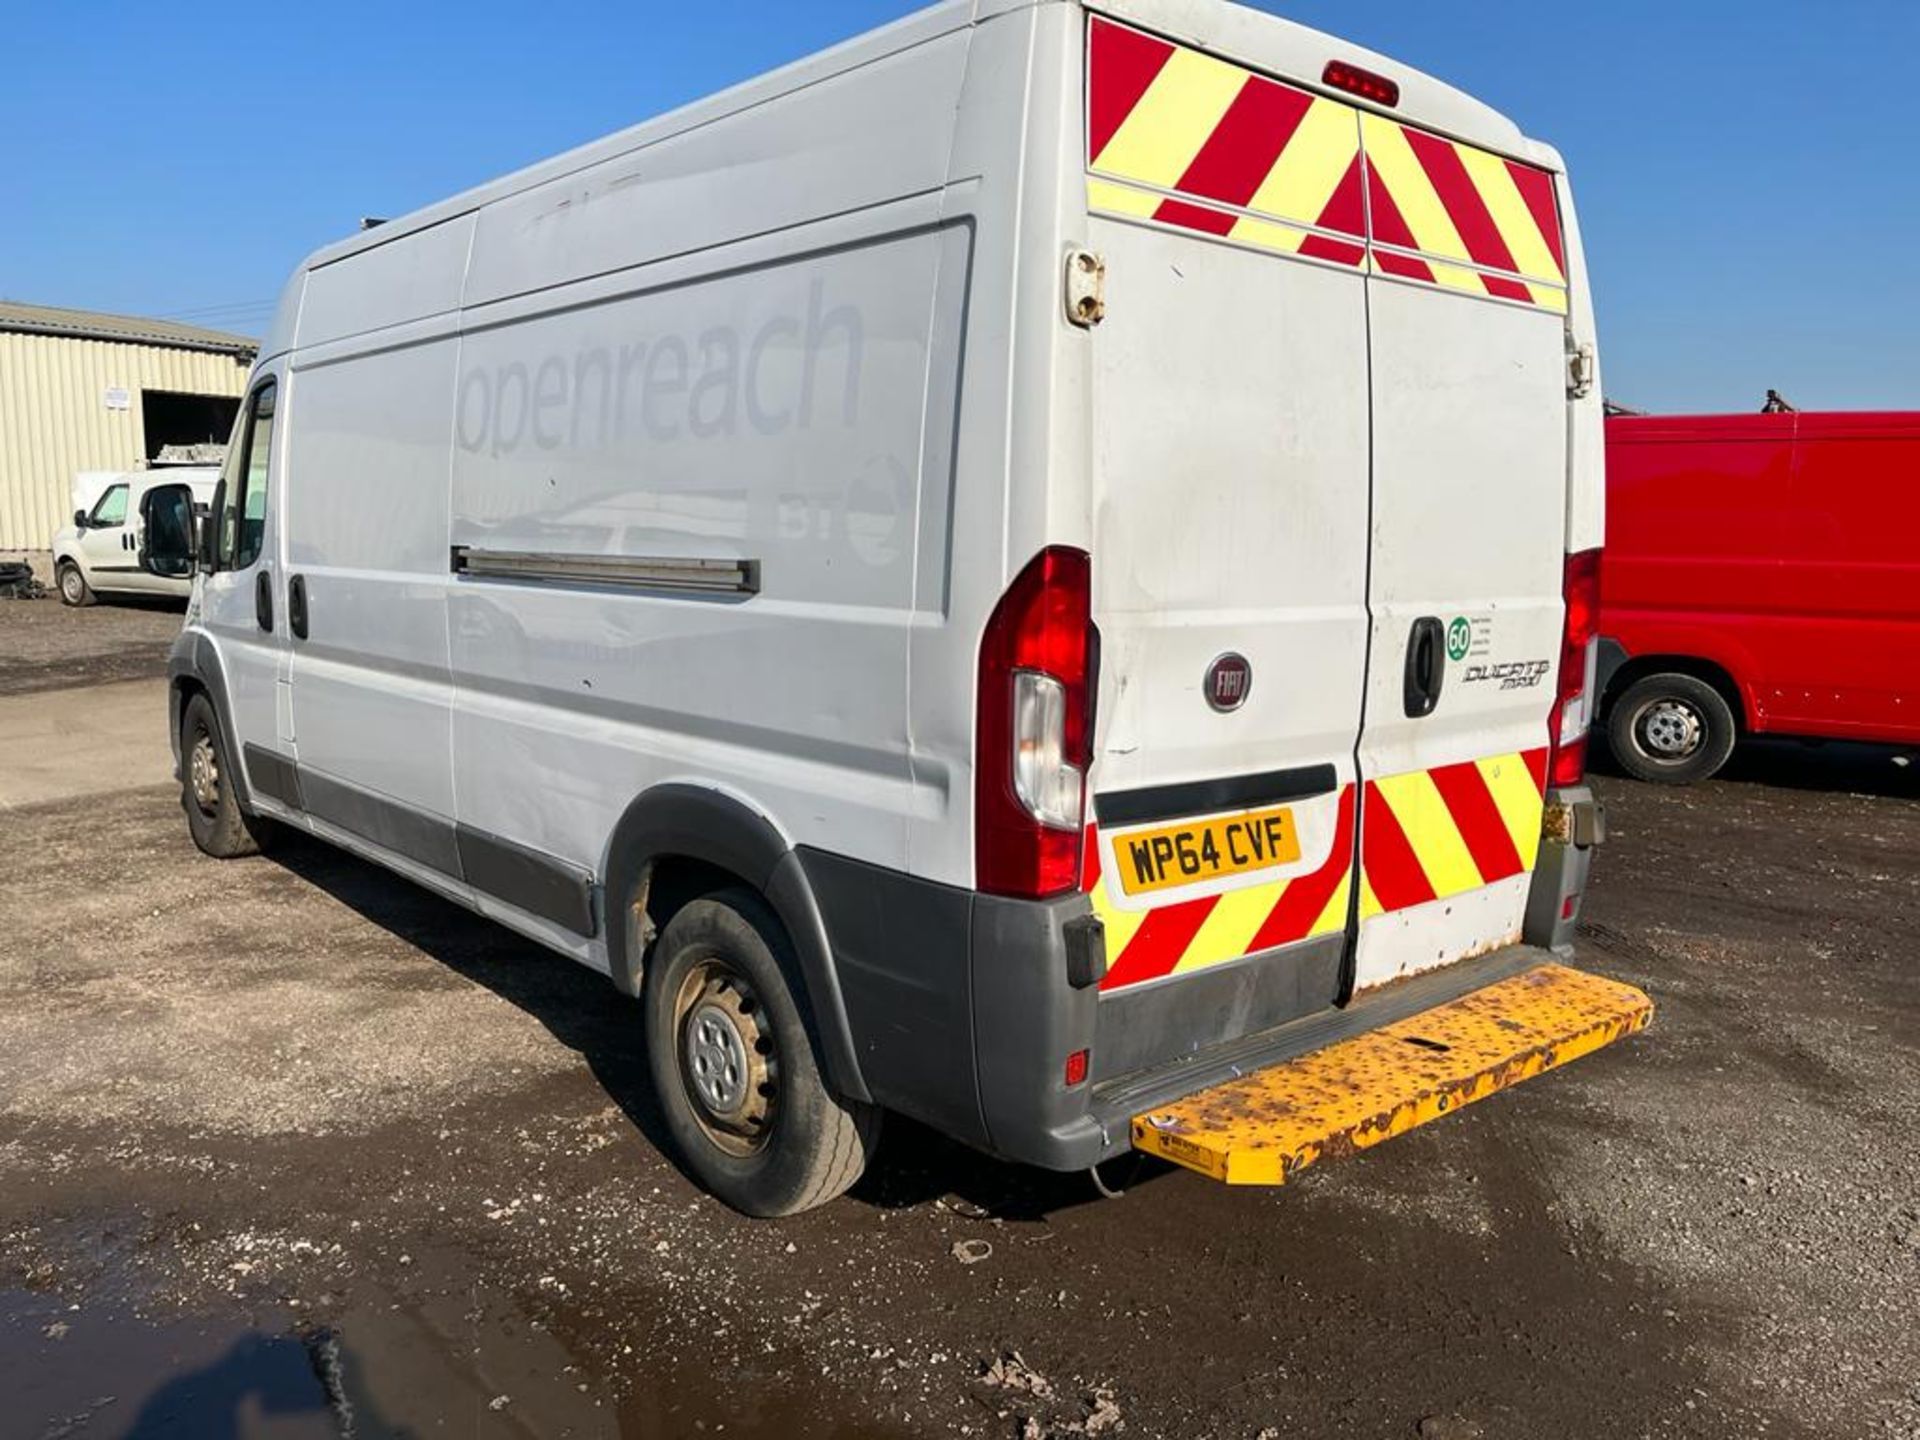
[1608,411,1920,444]
[263,0,1547,361]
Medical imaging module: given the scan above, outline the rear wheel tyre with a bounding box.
[643,887,880,1216]
[179,692,270,858]
[1607,673,1737,784]
[57,563,92,607]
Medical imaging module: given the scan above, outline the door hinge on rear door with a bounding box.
[1567,340,1596,399]
[1065,247,1106,328]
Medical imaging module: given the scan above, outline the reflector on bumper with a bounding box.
[1131,963,1651,1184]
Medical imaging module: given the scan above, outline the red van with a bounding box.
[1598,410,1920,782]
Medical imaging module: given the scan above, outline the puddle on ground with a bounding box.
[2,1286,336,1438]
[2,1279,904,1439]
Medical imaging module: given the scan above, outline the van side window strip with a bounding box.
[1095,763,1338,827]
[451,546,760,596]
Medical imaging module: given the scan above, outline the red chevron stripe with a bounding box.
[1172,73,1312,211]
[1299,234,1366,268]
[1244,783,1356,952]
[1087,19,1175,163]
[1373,249,1436,283]
[1363,157,1421,252]
[1402,128,1521,275]
[1480,274,1534,304]
[1315,152,1368,238]
[1428,760,1523,883]
[1521,745,1550,796]
[1152,196,1240,236]
[1100,894,1217,991]
[1361,781,1436,912]
[1081,825,1103,893]
[1504,160,1565,274]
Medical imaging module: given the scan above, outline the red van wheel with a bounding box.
[1607,673,1737,785]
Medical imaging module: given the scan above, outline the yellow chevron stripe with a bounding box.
[1527,283,1569,314]
[1091,45,1247,190]
[1244,98,1361,232]
[1173,878,1289,974]
[1358,871,1384,920]
[1360,114,1473,264]
[1475,754,1546,871]
[1087,177,1164,219]
[1228,213,1311,255]
[1310,872,1352,937]
[1454,142,1565,284]
[1428,257,1491,296]
[1089,866,1150,959]
[1375,768,1484,899]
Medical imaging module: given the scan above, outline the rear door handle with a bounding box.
[1403,616,1446,718]
[289,574,309,640]
[255,571,274,632]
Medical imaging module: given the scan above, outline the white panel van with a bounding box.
[143,0,1639,1215]
[52,467,218,605]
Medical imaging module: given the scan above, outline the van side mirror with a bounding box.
[73,508,88,529]
[139,484,198,579]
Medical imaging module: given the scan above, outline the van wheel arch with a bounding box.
[603,785,871,1105]
[56,560,93,606]
[1600,653,1746,732]
[168,639,257,812]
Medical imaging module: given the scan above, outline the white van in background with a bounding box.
[52,467,219,605]
[139,0,1644,1216]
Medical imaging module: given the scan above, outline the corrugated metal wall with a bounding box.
[0,332,251,550]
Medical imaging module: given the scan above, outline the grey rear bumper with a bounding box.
[804,784,1604,1173]
[1524,783,1606,954]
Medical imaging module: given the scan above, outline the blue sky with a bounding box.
[4,1,1913,413]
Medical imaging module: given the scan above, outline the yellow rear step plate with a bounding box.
[1132,963,1651,1185]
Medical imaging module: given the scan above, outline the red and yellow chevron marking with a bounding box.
[1088,785,1357,993]
[1358,748,1549,919]
[1359,113,1568,313]
[1084,16,1569,311]
[1087,16,1367,270]
[1086,748,1549,993]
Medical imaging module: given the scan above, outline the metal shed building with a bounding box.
[0,302,256,550]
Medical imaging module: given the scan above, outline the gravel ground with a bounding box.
[0,554,183,695]
[0,672,1914,1437]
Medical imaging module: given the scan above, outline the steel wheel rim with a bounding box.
[672,956,776,1157]
[60,569,82,603]
[1634,697,1704,761]
[188,726,221,814]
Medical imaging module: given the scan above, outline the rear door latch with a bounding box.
[1065,247,1106,328]
[1567,340,1596,399]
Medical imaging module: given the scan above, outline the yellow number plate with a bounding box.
[1113,806,1301,896]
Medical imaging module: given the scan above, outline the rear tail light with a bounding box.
[977,547,1095,899]
[1322,60,1400,108]
[1549,548,1602,789]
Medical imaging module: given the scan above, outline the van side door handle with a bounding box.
[1403,616,1446,718]
[288,574,309,640]
[255,571,274,632]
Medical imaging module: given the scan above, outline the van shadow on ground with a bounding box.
[1592,732,1919,799]
[88,593,189,614]
[265,831,1132,1222]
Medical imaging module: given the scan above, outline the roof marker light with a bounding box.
[1322,60,1399,108]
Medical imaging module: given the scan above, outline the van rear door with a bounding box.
[1351,112,1569,989]
[1079,16,1574,1025]
[1080,17,1371,1027]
